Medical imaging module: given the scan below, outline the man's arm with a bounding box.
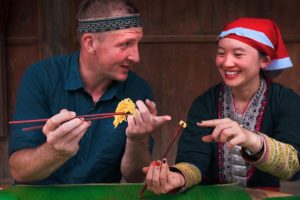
[10,143,69,183]
[121,99,171,182]
[121,137,151,182]
[9,110,90,183]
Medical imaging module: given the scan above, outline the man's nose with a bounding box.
[127,45,140,63]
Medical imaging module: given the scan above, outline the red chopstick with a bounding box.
[9,112,127,132]
[9,112,126,125]
[21,125,46,132]
[138,121,186,199]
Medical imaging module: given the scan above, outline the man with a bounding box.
[9,0,171,184]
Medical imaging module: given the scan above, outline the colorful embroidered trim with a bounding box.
[249,134,300,179]
[217,78,270,185]
[170,162,201,190]
[77,14,143,33]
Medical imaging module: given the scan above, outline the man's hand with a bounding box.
[121,99,171,182]
[43,109,91,158]
[126,99,171,141]
[9,109,91,183]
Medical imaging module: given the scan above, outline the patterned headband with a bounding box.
[77,13,143,33]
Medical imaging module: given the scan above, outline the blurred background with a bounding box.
[0,0,299,193]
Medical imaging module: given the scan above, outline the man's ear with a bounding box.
[81,33,96,54]
[260,55,271,70]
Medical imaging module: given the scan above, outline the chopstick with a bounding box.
[9,112,126,124]
[138,120,186,199]
[9,112,127,132]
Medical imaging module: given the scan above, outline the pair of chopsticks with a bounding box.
[9,112,127,132]
[138,120,187,199]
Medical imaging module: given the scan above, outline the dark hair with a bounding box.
[76,0,139,19]
[258,51,283,79]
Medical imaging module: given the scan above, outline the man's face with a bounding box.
[93,27,143,81]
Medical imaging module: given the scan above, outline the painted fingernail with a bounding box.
[155,161,161,166]
[162,158,167,164]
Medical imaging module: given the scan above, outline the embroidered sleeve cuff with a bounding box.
[169,162,201,191]
[244,134,300,179]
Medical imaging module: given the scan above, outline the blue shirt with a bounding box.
[9,51,154,184]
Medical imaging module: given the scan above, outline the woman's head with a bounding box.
[216,18,292,89]
[218,18,292,72]
[216,37,271,90]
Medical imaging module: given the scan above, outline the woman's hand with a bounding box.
[198,118,263,153]
[143,159,185,194]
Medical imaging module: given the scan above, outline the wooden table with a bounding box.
[0,183,298,200]
[246,188,293,200]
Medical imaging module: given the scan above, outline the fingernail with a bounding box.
[162,158,167,163]
[155,161,161,166]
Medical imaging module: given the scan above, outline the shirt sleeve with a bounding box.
[9,64,51,155]
[242,133,300,180]
[270,86,300,180]
[176,86,219,177]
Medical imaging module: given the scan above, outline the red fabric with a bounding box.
[220,18,289,61]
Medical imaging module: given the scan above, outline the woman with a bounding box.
[143,18,300,193]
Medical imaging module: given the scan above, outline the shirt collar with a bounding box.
[64,51,125,101]
[64,51,84,90]
[101,81,121,101]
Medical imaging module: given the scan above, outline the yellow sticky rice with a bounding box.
[113,98,136,128]
[179,120,187,128]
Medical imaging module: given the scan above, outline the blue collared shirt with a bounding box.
[9,51,154,184]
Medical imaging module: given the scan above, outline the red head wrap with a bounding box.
[218,18,292,71]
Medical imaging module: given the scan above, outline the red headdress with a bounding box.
[218,18,292,71]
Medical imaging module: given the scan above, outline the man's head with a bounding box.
[76,0,141,36]
[77,0,144,82]
[77,0,139,19]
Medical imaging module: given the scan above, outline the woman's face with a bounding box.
[215,38,269,90]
